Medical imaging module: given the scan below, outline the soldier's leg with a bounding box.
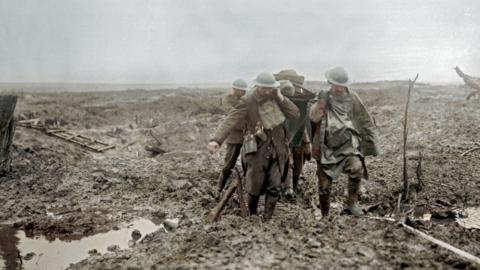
[217,143,242,194]
[291,146,305,192]
[316,161,332,217]
[283,153,295,200]
[244,159,266,216]
[264,160,282,221]
[343,156,364,217]
[247,194,260,215]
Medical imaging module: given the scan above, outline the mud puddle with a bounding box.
[0,219,164,270]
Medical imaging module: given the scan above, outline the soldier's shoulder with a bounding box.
[223,94,235,101]
[348,89,363,101]
[240,93,255,103]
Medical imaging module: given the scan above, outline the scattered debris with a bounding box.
[23,252,35,261]
[457,207,480,230]
[107,245,120,252]
[461,145,480,157]
[17,119,115,152]
[145,145,167,156]
[370,216,480,266]
[208,168,248,222]
[163,218,180,231]
[131,229,142,241]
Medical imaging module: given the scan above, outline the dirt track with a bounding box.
[0,82,479,269]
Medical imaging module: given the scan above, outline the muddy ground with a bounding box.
[0,82,479,269]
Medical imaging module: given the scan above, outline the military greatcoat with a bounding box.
[212,90,300,195]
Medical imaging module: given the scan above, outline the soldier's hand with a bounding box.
[272,88,284,102]
[309,101,325,123]
[208,141,220,154]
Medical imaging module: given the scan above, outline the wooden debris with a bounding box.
[402,73,419,200]
[369,216,480,266]
[145,145,167,156]
[401,223,480,265]
[17,119,115,153]
[0,95,17,173]
[148,130,163,145]
[461,147,480,157]
[208,168,248,222]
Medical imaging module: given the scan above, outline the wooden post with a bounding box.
[402,74,419,200]
[0,95,17,174]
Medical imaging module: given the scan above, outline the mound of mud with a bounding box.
[0,85,479,269]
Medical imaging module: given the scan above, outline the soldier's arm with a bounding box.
[352,93,377,142]
[309,101,325,123]
[277,97,300,119]
[211,98,248,145]
[222,95,236,112]
[309,91,327,123]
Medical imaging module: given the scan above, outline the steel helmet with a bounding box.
[254,72,280,88]
[232,78,248,91]
[325,66,350,87]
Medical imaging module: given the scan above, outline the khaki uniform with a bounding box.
[216,94,244,194]
[212,90,300,218]
[311,89,378,216]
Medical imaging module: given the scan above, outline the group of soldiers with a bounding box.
[207,67,379,221]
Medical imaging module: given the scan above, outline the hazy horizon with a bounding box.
[1,0,479,84]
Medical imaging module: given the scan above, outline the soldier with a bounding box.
[216,79,249,198]
[208,72,300,221]
[274,70,315,198]
[309,67,379,217]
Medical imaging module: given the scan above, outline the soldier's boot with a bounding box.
[292,173,300,194]
[318,193,331,217]
[317,167,332,218]
[247,194,260,215]
[285,188,295,200]
[345,178,364,217]
[283,162,295,201]
[263,193,279,221]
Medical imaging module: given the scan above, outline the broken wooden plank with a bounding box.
[18,121,115,153]
[369,216,480,266]
[461,147,480,157]
[401,223,480,265]
[208,179,237,222]
[96,145,115,152]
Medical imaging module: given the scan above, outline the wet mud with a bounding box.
[0,83,479,269]
[0,219,162,270]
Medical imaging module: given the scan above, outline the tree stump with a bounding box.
[0,95,17,174]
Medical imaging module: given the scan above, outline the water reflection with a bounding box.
[0,219,163,270]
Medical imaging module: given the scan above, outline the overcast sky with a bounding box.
[0,0,479,83]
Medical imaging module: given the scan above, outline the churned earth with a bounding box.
[0,82,479,269]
